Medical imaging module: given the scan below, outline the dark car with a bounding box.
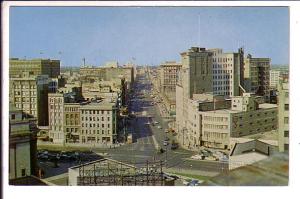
[171,143,179,150]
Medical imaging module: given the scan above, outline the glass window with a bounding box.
[285,104,289,111]
[284,131,289,137]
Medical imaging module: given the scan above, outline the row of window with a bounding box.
[66,114,79,119]
[82,123,111,128]
[213,81,231,85]
[203,124,228,130]
[81,116,112,122]
[213,75,232,80]
[49,98,63,103]
[212,70,233,74]
[234,111,276,120]
[82,129,111,135]
[214,91,232,96]
[81,110,112,115]
[65,107,79,112]
[236,125,275,135]
[14,91,37,95]
[13,85,36,89]
[233,118,276,128]
[203,116,229,122]
[203,131,228,139]
[213,86,231,91]
[212,57,233,63]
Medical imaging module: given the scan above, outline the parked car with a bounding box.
[187,179,200,186]
[171,142,179,150]
[157,126,162,129]
[163,140,169,146]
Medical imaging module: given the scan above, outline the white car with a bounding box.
[157,126,162,129]
[154,121,159,124]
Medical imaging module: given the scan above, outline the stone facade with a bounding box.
[9,105,37,180]
[10,58,60,78]
[278,80,289,152]
[9,75,49,126]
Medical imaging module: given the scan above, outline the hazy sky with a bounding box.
[10,6,289,66]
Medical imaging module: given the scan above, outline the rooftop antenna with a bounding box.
[198,13,201,47]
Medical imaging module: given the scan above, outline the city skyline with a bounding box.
[10,6,289,66]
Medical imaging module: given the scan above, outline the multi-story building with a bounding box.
[244,54,270,101]
[9,105,38,180]
[79,66,134,88]
[209,48,244,97]
[278,80,289,152]
[176,47,213,141]
[9,75,49,126]
[178,93,277,150]
[48,93,65,144]
[64,103,81,143]
[10,58,60,78]
[80,101,118,144]
[270,68,289,89]
[48,91,119,145]
[178,94,231,150]
[159,61,182,97]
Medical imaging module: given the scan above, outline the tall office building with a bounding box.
[278,79,289,152]
[270,68,289,89]
[10,58,60,78]
[176,47,213,142]
[159,61,182,97]
[244,54,270,101]
[9,75,49,126]
[209,48,244,97]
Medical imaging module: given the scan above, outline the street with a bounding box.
[39,71,228,179]
[93,71,228,173]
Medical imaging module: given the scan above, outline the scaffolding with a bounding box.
[76,159,173,186]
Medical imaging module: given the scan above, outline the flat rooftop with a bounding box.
[202,152,288,186]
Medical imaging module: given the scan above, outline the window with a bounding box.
[284,144,289,151]
[285,92,289,98]
[284,117,289,124]
[285,104,289,111]
[21,169,26,177]
[284,131,289,137]
[11,114,15,120]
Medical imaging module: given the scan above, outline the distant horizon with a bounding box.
[10,7,289,66]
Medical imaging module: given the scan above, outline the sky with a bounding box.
[9,6,289,66]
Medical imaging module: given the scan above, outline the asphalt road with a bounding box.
[39,72,228,179]
[93,73,228,173]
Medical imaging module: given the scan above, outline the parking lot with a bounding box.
[37,150,103,178]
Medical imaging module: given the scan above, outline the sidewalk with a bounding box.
[165,167,219,178]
